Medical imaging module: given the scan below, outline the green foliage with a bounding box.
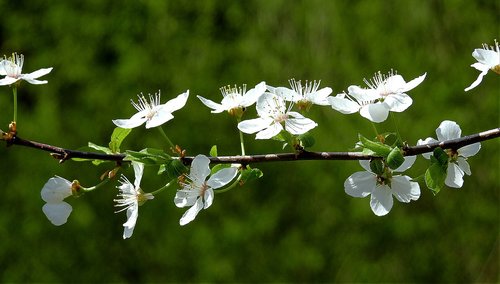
[125,148,171,165]
[0,0,498,283]
[424,147,449,195]
[109,127,131,153]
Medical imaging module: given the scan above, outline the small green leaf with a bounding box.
[125,148,171,165]
[297,132,315,148]
[209,145,218,157]
[88,142,113,154]
[240,166,263,185]
[159,159,188,179]
[109,127,132,153]
[358,134,392,157]
[369,159,385,175]
[386,147,405,169]
[424,147,449,195]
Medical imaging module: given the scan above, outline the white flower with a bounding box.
[329,71,426,123]
[464,40,500,91]
[344,156,420,216]
[0,53,53,85]
[175,155,238,226]
[41,176,75,226]
[197,81,266,114]
[271,79,332,111]
[417,120,481,188]
[114,162,153,239]
[237,93,318,139]
[113,90,189,129]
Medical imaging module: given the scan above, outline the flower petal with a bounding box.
[132,162,144,189]
[203,188,214,209]
[344,171,376,198]
[445,162,465,188]
[400,73,426,93]
[274,87,300,102]
[255,122,283,139]
[464,68,489,91]
[456,157,472,175]
[384,93,412,112]
[395,155,416,173]
[458,142,481,158]
[240,81,266,107]
[257,93,286,118]
[0,76,19,86]
[417,138,438,159]
[436,120,461,141]
[122,204,138,239]
[112,117,147,129]
[328,96,360,114]
[174,189,199,208]
[285,117,318,135]
[190,155,211,185]
[238,117,272,134]
[42,202,73,226]
[391,175,420,203]
[163,90,189,113]
[197,95,226,113]
[144,108,175,128]
[22,67,53,80]
[370,185,393,216]
[41,176,73,203]
[359,103,389,123]
[207,167,238,189]
[179,198,204,226]
[309,87,333,105]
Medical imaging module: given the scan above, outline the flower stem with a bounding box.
[158,126,175,149]
[371,122,379,136]
[12,86,18,122]
[149,178,176,195]
[390,113,403,143]
[237,118,246,156]
[81,177,111,193]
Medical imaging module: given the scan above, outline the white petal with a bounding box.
[132,162,144,189]
[328,96,360,114]
[145,106,175,128]
[197,95,226,113]
[41,176,73,203]
[384,93,412,112]
[472,49,498,66]
[359,103,389,123]
[348,85,380,101]
[22,67,53,80]
[207,167,238,189]
[163,90,189,113]
[383,75,406,93]
[203,188,214,209]
[436,120,461,141]
[401,73,426,93]
[464,68,489,91]
[359,160,372,172]
[274,87,300,102]
[285,117,318,135]
[179,198,204,226]
[456,157,472,175]
[42,202,73,226]
[0,60,7,75]
[458,142,481,158]
[0,76,19,85]
[395,155,416,172]
[112,117,147,129]
[417,138,438,159]
[370,185,393,216]
[255,122,283,139]
[238,117,272,134]
[445,163,465,188]
[310,87,333,105]
[344,171,376,198]
[391,175,420,202]
[191,155,211,185]
[122,204,138,239]
[174,189,199,207]
[256,93,286,117]
[240,81,266,107]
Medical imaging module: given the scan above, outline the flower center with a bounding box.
[274,113,289,123]
[2,53,23,78]
[131,93,160,120]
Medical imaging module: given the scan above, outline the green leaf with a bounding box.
[369,159,385,175]
[125,148,171,165]
[240,165,263,185]
[297,132,315,148]
[424,147,449,195]
[88,142,113,154]
[358,134,392,157]
[386,147,405,169]
[209,145,218,157]
[109,127,131,153]
[159,159,188,179]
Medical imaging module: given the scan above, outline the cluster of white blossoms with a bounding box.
[4,40,490,237]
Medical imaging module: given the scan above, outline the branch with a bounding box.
[3,127,499,164]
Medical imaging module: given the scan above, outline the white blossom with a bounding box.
[271,79,332,111]
[197,81,266,114]
[40,176,74,226]
[0,53,53,85]
[465,40,500,91]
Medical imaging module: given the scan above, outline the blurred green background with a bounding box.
[0,0,498,282]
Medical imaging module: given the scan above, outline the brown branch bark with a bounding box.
[3,127,499,165]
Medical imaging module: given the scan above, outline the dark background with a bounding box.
[0,0,498,282]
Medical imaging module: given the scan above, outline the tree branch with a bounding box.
[3,127,499,165]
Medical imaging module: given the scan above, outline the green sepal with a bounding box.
[424,147,449,195]
[240,165,263,185]
[358,134,392,157]
[109,127,131,153]
[209,145,218,157]
[386,147,405,169]
[158,159,188,179]
[125,148,171,165]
